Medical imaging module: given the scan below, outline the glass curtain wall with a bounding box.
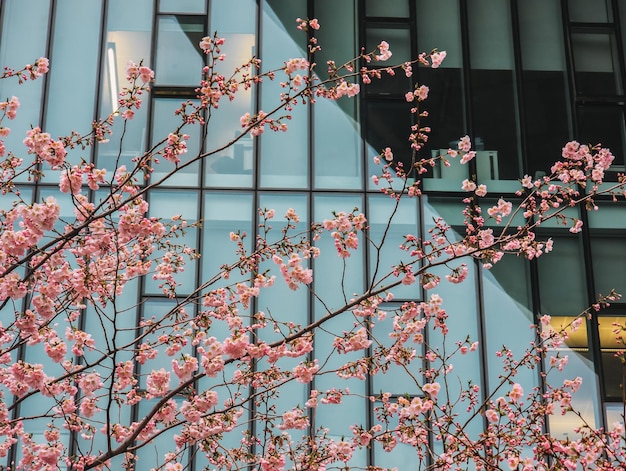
[2,0,626,468]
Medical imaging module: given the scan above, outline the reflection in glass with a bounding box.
[42,0,102,182]
[368,194,419,300]
[572,33,623,96]
[366,0,409,18]
[159,0,206,14]
[202,191,253,287]
[259,1,308,188]
[155,15,205,86]
[545,315,601,436]
[577,106,626,171]
[598,316,626,399]
[314,0,362,189]
[151,98,201,186]
[591,237,626,299]
[97,0,153,174]
[568,0,612,23]
[0,0,50,181]
[537,236,587,317]
[145,190,199,295]
[204,31,256,187]
[468,0,521,187]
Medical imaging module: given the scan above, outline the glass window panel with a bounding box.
[204,28,256,187]
[577,106,626,171]
[568,0,612,23]
[591,237,626,299]
[97,0,153,173]
[201,192,253,285]
[368,194,419,299]
[519,0,566,72]
[371,303,424,395]
[159,0,206,14]
[366,0,409,18]
[256,193,308,343]
[588,203,626,228]
[605,403,625,432]
[365,100,414,178]
[135,397,186,469]
[42,0,102,181]
[205,0,257,187]
[138,299,194,390]
[416,0,463,68]
[537,236,587,317]
[468,0,514,70]
[145,190,199,295]
[545,315,601,437]
[468,0,521,187]
[598,316,626,399]
[314,0,362,190]
[0,0,50,182]
[210,0,256,32]
[259,1,309,188]
[366,26,412,65]
[150,98,201,186]
[313,194,365,312]
[155,15,205,86]
[572,33,623,96]
[201,192,253,344]
[314,97,363,189]
[484,256,538,396]
[518,0,570,179]
[415,1,465,189]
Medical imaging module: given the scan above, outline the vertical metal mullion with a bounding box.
[510,0,529,176]
[458,0,475,177]
[247,0,263,465]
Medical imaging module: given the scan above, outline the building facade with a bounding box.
[1,0,626,468]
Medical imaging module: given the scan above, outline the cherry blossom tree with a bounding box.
[0,18,625,471]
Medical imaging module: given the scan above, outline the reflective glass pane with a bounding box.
[568,0,612,22]
[256,193,309,342]
[577,106,626,171]
[537,236,587,317]
[151,98,201,186]
[371,304,424,395]
[365,100,414,178]
[145,190,199,295]
[43,0,102,181]
[484,256,539,395]
[368,194,419,299]
[572,33,623,96]
[518,0,570,178]
[97,0,153,173]
[314,0,362,189]
[155,15,205,86]
[366,0,409,18]
[0,0,50,182]
[159,0,206,13]
[468,0,521,187]
[366,26,412,65]
[201,191,253,280]
[259,1,308,188]
[416,0,463,67]
[591,237,626,299]
[204,0,257,188]
[588,203,626,229]
[201,192,253,348]
[545,315,601,437]
[598,316,626,399]
[138,299,194,388]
